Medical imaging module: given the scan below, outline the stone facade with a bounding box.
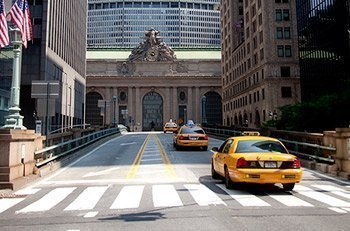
[86,59,222,131]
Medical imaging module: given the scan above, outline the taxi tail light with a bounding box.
[293,158,301,169]
[178,135,188,140]
[203,135,208,140]
[236,157,249,168]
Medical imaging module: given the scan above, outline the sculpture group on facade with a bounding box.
[128,28,177,62]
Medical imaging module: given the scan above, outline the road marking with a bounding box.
[110,185,144,209]
[328,207,348,213]
[268,194,313,207]
[312,184,350,200]
[83,167,120,178]
[154,134,177,178]
[0,198,25,213]
[126,134,150,179]
[294,185,350,207]
[17,187,76,213]
[15,188,41,195]
[120,142,136,146]
[217,184,270,207]
[185,184,226,206]
[65,186,109,211]
[153,185,183,207]
[83,211,99,218]
[304,169,350,186]
[34,135,123,187]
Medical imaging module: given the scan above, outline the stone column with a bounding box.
[105,87,111,125]
[127,87,133,127]
[112,88,118,126]
[172,87,178,123]
[187,87,193,120]
[135,87,141,131]
[195,87,200,123]
[164,87,170,122]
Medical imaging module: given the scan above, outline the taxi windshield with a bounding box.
[235,140,288,153]
[165,123,177,127]
[181,127,205,134]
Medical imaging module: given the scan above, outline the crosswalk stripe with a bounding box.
[312,184,350,200]
[268,194,313,207]
[328,207,348,213]
[185,184,226,206]
[65,186,109,211]
[17,187,76,213]
[152,185,183,207]
[15,188,41,195]
[110,185,144,209]
[0,198,25,213]
[217,184,270,207]
[294,185,350,207]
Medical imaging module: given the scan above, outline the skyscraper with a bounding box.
[296,0,350,101]
[0,0,87,132]
[87,0,220,48]
[220,0,301,128]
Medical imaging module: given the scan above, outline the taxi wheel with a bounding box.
[224,167,234,189]
[211,161,220,180]
[282,183,295,191]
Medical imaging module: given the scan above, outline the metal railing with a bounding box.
[203,127,336,164]
[35,128,119,168]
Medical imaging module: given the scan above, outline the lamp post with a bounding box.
[112,95,117,126]
[3,28,26,129]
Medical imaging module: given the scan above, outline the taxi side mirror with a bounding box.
[212,147,219,152]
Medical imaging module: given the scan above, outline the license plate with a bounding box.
[189,137,198,140]
[264,161,277,168]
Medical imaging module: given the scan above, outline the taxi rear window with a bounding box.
[235,140,288,153]
[181,127,205,134]
[166,123,177,127]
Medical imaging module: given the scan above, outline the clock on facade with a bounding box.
[146,47,159,61]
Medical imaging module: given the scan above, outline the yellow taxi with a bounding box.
[173,125,208,151]
[163,122,178,133]
[211,132,302,191]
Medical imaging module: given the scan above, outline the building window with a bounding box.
[277,27,283,39]
[281,66,291,77]
[284,27,291,39]
[275,9,282,21]
[277,45,284,57]
[281,87,292,98]
[260,48,264,60]
[259,31,263,43]
[283,9,290,20]
[285,45,292,57]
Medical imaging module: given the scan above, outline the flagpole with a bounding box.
[3,27,26,129]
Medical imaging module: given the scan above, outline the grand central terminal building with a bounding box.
[86,29,222,131]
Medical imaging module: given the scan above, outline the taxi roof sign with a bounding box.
[242,131,260,136]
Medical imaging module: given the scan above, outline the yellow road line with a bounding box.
[154,134,177,178]
[126,134,150,179]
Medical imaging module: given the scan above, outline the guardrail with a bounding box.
[203,127,336,164]
[34,128,119,168]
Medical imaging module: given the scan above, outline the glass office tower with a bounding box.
[87,0,220,48]
[296,0,350,101]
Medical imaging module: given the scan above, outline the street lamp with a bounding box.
[112,95,117,126]
[3,28,26,129]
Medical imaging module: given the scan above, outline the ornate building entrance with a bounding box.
[142,92,163,131]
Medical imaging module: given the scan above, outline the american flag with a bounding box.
[8,0,32,48]
[0,0,9,48]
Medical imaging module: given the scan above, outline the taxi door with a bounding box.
[216,139,234,175]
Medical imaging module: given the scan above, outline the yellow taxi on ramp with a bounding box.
[163,122,178,133]
[211,135,302,191]
[173,125,208,151]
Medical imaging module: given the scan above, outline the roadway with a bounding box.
[0,132,350,231]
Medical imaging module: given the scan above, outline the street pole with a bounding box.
[3,28,26,130]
